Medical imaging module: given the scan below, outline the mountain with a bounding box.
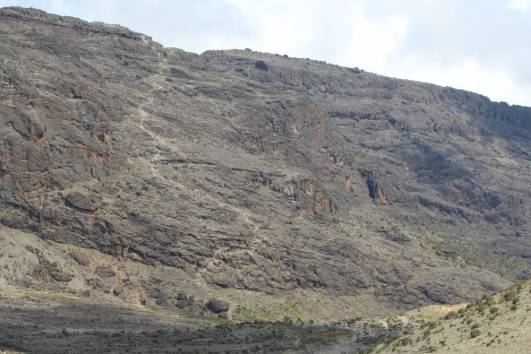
[0,6,530,352]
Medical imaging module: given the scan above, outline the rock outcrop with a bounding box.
[0,7,530,315]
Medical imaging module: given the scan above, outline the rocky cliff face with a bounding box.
[0,7,530,317]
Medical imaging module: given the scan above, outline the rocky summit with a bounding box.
[0,6,530,353]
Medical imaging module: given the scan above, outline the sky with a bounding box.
[1,0,530,106]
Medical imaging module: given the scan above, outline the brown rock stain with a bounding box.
[344,176,353,191]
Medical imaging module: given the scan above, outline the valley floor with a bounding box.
[2,280,531,353]
[0,287,365,353]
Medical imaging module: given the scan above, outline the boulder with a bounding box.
[175,292,195,309]
[10,110,45,139]
[65,192,100,212]
[95,265,116,279]
[254,60,268,71]
[50,269,74,283]
[0,160,8,172]
[69,250,90,266]
[206,298,230,313]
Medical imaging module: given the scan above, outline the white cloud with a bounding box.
[221,0,323,54]
[346,13,408,71]
[509,0,531,11]
[390,58,531,105]
[222,0,409,71]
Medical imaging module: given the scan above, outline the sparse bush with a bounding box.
[471,329,481,338]
[445,311,457,320]
[397,337,412,346]
[502,289,519,303]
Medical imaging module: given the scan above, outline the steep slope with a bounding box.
[377,280,531,353]
[0,7,530,321]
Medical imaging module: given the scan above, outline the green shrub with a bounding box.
[445,311,457,320]
[398,337,412,346]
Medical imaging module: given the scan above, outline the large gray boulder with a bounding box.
[206,298,230,313]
